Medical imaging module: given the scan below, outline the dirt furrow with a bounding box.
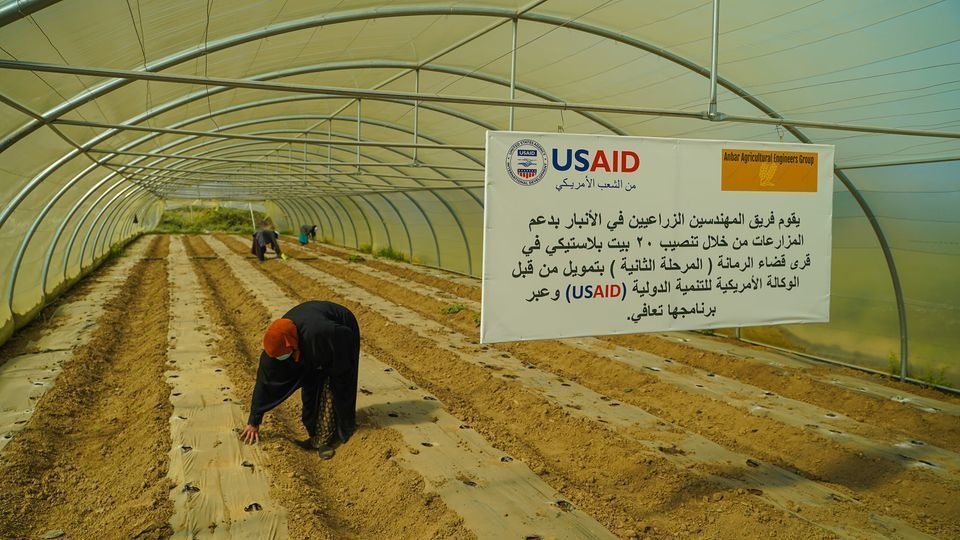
[0,238,150,455]
[165,236,289,536]
[276,237,958,537]
[309,241,960,452]
[0,235,175,539]
[216,235,851,539]
[290,244,960,480]
[182,235,471,539]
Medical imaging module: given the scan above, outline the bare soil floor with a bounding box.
[0,233,958,539]
[0,235,174,538]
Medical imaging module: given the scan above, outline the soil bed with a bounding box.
[0,235,174,538]
[293,238,960,538]
[183,235,471,539]
[221,235,836,539]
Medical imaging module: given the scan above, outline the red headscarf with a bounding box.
[263,318,300,362]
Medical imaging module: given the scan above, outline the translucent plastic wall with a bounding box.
[1,1,957,387]
[733,163,960,388]
[270,187,484,276]
[0,172,159,345]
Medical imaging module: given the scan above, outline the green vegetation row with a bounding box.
[155,207,273,234]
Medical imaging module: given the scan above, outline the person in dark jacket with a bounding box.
[240,301,360,459]
[251,229,283,261]
[298,224,317,246]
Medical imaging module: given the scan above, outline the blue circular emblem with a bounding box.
[505,139,548,186]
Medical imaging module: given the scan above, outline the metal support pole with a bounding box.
[708,0,720,119]
[75,184,139,272]
[62,182,137,281]
[413,69,419,164]
[356,99,362,173]
[96,189,152,257]
[509,17,518,130]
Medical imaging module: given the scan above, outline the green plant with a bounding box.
[358,244,373,254]
[473,314,481,327]
[376,246,407,262]
[348,254,364,262]
[887,351,900,376]
[442,304,465,314]
[919,366,950,388]
[106,244,124,261]
[155,206,272,234]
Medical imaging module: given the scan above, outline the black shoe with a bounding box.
[317,445,335,460]
[295,438,313,450]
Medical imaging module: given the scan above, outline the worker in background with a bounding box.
[240,301,361,459]
[298,224,318,246]
[251,228,283,261]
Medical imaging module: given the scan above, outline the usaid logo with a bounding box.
[505,139,548,186]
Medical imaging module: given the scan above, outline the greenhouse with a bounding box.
[0,1,958,538]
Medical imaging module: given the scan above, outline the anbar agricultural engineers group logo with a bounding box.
[505,139,548,186]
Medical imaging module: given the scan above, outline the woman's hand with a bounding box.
[240,424,260,444]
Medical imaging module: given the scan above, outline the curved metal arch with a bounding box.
[350,192,394,251]
[179,58,624,134]
[63,183,142,280]
[189,130,449,266]
[62,182,142,281]
[0,0,61,27]
[0,4,630,244]
[0,4,627,153]
[515,9,911,377]
[270,201,297,229]
[284,200,312,242]
[302,194,336,243]
[248,131,444,264]
[86,185,150,266]
[253,144,412,257]
[40,175,129,294]
[93,103,486,249]
[6,159,123,305]
[293,198,330,242]
[269,199,296,237]
[372,191,414,259]
[324,194,369,249]
[118,197,148,240]
[70,183,142,275]
[171,140,420,258]
[2,4,907,367]
[309,195,347,245]
[3,53,542,298]
[147,109,486,176]
[95,189,153,257]
[199,144,415,260]
[0,62,496,252]
[121,118,453,267]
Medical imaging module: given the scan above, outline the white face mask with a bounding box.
[275,351,293,361]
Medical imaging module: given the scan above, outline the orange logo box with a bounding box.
[721,149,818,192]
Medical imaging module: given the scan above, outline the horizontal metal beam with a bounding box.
[164,183,482,199]
[0,0,61,28]
[6,59,960,139]
[112,169,482,184]
[5,59,703,119]
[837,155,960,170]
[719,113,960,140]
[85,148,485,171]
[53,117,484,151]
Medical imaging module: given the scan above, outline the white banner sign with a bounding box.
[481,131,834,344]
